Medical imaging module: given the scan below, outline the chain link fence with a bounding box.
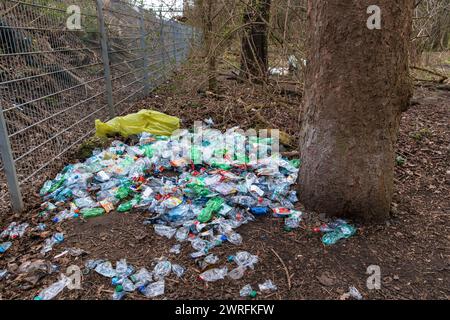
[0,0,200,212]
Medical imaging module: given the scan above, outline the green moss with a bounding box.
[76,136,109,160]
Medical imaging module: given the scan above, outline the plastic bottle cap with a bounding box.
[115,285,124,292]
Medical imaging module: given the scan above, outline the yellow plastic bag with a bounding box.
[95,110,180,138]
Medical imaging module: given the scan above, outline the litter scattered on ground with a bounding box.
[85,258,179,300]
[258,279,278,292]
[1,222,29,240]
[40,233,64,255]
[340,286,363,300]
[34,275,69,300]
[313,219,357,245]
[240,284,257,298]
[199,267,229,282]
[0,120,358,299]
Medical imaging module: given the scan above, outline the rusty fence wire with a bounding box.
[0,0,200,212]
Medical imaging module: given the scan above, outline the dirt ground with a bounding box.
[0,66,448,300]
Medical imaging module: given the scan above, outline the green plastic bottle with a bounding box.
[117,195,142,212]
[81,208,105,219]
[115,180,132,200]
[197,197,224,223]
[211,162,232,170]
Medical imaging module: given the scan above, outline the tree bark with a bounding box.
[298,0,414,221]
[240,0,271,82]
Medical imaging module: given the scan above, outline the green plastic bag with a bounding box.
[95,110,180,138]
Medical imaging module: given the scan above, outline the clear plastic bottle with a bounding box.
[112,285,126,300]
[131,268,153,288]
[41,233,64,255]
[139,280,165,298]
[259,280,277,292]
[175,227,189,242]
[154,225,177,239]
[240,284,257,298]
[226,232,242,245]
[232,251,259,269]
[34,276,68,300]
[171,264,185,278]
[153,260,172,280]
[95,261,117,278]
[227,266,246,280]
[199,267,228,282]
[0,241,12,253]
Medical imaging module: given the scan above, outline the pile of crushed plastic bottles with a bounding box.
[1,124,357,300]
[38,127,304,240]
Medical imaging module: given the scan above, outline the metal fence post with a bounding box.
[96,0,115,118]
[139,8,150,95]
[172,22,178,67]
[159,10,166,78]
[0,107,24,212]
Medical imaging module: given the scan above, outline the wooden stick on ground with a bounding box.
[411,66,449,83]
[270,248,292,291]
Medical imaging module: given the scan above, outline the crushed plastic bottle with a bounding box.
[153,260,172,280]
[197,198,224,223]
[41,233,64,255]
[112,285,126,300]
[204,254,219,265]
[95,261,116,278]
[140,280,165,298]
[1,222,29,240]
[175,227,189,242]
[240,284,257,298]
[172,264,185,278]
[259,280,277,292]
[131,268,153,288]
[169,244,181,255]
[231,251,259,269]
[227,266,246,280]
[115,259,134,277]
[34,276,69,300]
[199,267,228,282]
[284,210,303,230]
[154,225,177,239]
[349,286,363,300]
[314,219,357,245]
[0,241,12,253]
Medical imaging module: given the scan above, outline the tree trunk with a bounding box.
[298,0,414,221]
[240,0,271,83]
